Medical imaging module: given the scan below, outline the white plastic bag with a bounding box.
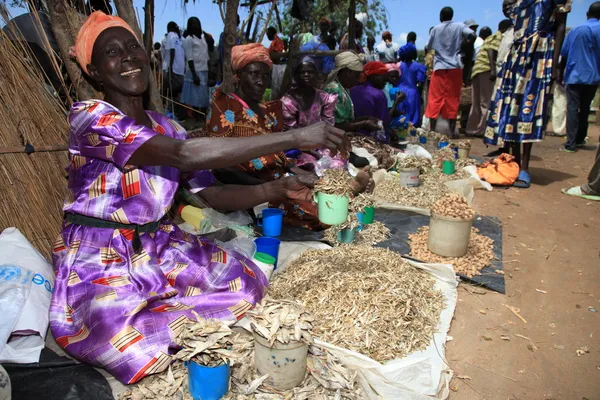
[0,264,32,356]
[0,228,55,363]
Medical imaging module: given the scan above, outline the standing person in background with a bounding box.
[397,42,427,126]
[205,33,221,88]
[376,31,399,63]
[560,2,600,153]
[466,20,512,137]
[267,26,285,58]
[425,7,475,136]
[340,21,365,53]
[364,36,379,62]
[163,22,185,117]
[181,17,210,121]
[398,31,418,60]
[484,0,570,188]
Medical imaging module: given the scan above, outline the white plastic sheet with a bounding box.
[0,228,55,363]
[275,242,459,399]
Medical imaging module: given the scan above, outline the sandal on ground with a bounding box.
[561,186,600,201]
[513,170,531,188]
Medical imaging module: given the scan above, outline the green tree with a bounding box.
[279,0,388,40]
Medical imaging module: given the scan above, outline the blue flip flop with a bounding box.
[513,170,531,188]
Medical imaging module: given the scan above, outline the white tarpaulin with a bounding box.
[274,242,459,400]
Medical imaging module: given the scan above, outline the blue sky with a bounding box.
[6,0,596,48]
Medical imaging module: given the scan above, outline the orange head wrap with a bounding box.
[74,11,138,75]
[231,43,273,73]
[363,61,389,77]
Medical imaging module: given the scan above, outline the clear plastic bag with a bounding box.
[0,264,33,356]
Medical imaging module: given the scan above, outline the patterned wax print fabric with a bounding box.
[323,80,355,125]
[51,100,267,385]
[484,0,572,146]
[281,89,346,170]
[204,89,322,229]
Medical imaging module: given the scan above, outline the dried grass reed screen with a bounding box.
[0,32,69,259]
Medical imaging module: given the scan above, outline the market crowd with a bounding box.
[47,0,600,385]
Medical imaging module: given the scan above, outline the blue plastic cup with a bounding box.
[186,361,230,400]
[254,237,281,268]
[439,141,449,149]
[257,208,284,237]
[419,136,427,144]
[356,212,365,232]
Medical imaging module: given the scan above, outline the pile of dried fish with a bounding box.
[314,169,354,196]
[224,342,366,399]
[172,315,240,366]
[323,221,390,246]
[455,158,479,169]
[426,131,442,140]
[431,193,475,219]
[351,136,396,169]
[409,226,494,278]
[269,246,445,361]
[394,155,432,172]
[120,362,191,400]
[425,168,470,183]
[348,193,375,213]
[457,140,472,149]
[247,298,315,345]
[439,135,450,143]
[433,147,456,167]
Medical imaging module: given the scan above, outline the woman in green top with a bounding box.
[323,52,380,134]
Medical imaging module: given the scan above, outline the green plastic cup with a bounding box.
[442,160,456,175]
[337,228,355,243]
[362,206,375,224]
[313,192,349,225]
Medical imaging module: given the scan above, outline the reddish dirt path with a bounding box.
[446,126,600,400]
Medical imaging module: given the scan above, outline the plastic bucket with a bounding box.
[398,168,420,187]
[363,206,375,224]
[356,212,364,231]
[257,208,284,237]
[458,148,470,159]
[337,228,355,243]
[428,212,474,257]
[253,333,308,390]
[254,237,281,268]
[419,136,427,144]
[252,252,275,280]
[439,141,449,149]
[313,192,349,226]
[186,361,230,400]
[442,160,456,175]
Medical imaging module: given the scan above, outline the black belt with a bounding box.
[64,213,161,253]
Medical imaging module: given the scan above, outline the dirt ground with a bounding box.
[446,125,600,400]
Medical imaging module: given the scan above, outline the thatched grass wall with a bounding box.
[0,32,69,259]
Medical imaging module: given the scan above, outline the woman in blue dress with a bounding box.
[397,43,426,126]
[484,0,570,188]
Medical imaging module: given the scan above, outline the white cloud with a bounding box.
[398,32,409,43]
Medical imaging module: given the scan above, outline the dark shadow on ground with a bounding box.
[529,166,577,186]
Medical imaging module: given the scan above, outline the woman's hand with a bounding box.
[351,166,375,194]
[278,174,318,202]
[361,119,381,132]
[291,122,350,157]
[193,74,200,86]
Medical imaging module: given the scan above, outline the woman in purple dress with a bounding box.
[51,11,349,385]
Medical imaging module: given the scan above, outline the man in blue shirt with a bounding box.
[425,6,475,135]
[560,2,600,152]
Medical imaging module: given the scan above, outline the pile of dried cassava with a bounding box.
[314,169,354,196]
[247,298,315,345]
[348,193,375,213]
[394,155,432,172]
[120,362,192,400]
[269,246,445,361]
[323,221,390,246]
[457,140,472,149]
[409,227,494,277]
[431,193,475,219]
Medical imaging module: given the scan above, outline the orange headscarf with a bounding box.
[231,43,273,73]
[363,61,389,77]
[74,11,138,75]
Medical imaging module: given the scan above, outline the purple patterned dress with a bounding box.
[50,100,267,384]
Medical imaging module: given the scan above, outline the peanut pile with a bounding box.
[408,226,494,278]
[431,193,475,220]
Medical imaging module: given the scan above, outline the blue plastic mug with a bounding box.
[419,136,427,144]
[254,237,281,268]
[186,361,230,400]
[356,212,365,232]
[439,141,449,149]
[257,208,284,237]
